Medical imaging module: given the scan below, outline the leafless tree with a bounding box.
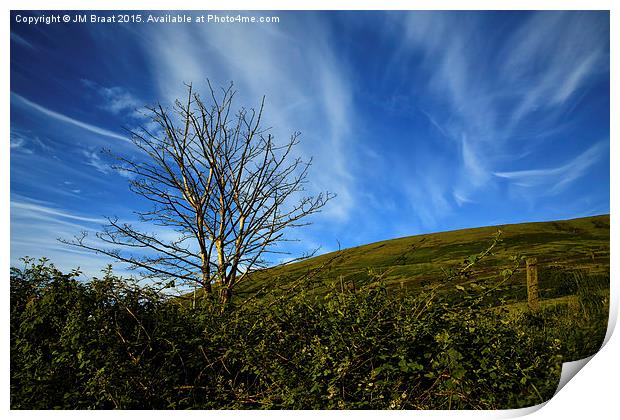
[62,82,333,303]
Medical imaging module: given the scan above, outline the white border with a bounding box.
[3,1,617,419]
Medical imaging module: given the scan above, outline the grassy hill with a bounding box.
[233,214,610,303]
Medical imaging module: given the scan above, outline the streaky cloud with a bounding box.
[11,92,131,143]
[493,140,607,194]
[11,197,107,225]
[141,14,357,221]
[11,32,35,49]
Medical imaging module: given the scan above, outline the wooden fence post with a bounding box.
[526,257,540,311]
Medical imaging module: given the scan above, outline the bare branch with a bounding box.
[62,81,334,303]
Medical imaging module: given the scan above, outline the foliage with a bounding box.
[11,256,608,410]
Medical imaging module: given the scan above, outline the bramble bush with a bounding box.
[10,257,606,409]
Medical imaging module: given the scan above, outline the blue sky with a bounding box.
[10,10,610,277]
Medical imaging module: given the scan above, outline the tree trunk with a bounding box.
[220,286,232,305]
[201,265,212,295]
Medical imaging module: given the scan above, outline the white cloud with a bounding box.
[10,195,116,277]
[81,79,145,117]
[10,134,29,152]
[493,140,607,194]
[139,15,358,221]
[553,52,600,105]
[10,194,189,279]
[453,190,474,207]
[11,196,107,225]
[404,168,453,230]
[461,135,488,187]
[82,148,136,179]
[11,92,132,143]
[83,149,111,175]
[393,11,607,219]
[9,130,52,154]
[11,32,35,49]
[501,12,607,128]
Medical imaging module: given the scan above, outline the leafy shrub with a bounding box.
[11,258,606,409]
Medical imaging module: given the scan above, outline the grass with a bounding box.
[227,214,609,302]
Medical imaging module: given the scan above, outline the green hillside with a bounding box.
[234,214,610,302]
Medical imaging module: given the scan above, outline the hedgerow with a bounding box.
[10,258,607,409]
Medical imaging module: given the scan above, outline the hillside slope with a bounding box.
[235,214,610,299]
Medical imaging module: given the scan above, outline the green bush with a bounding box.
[11,258,606,409]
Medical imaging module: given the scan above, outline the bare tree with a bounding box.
[63,81,333,303]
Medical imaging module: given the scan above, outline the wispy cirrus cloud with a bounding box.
[10,32,35,49]
[11,195,120,277]
[10,129,53,154]
[494,140,607,195]
[138,13,358,221]
[11,195,107,225]
[11,92,131,143]
[10,134,29,153]
[501,11,608,128]
[391,11,608,220]
[83,149,111,175]
[81,79,146,117]
[10,194,186,279]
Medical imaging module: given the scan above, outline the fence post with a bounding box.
[526,257,540,311]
